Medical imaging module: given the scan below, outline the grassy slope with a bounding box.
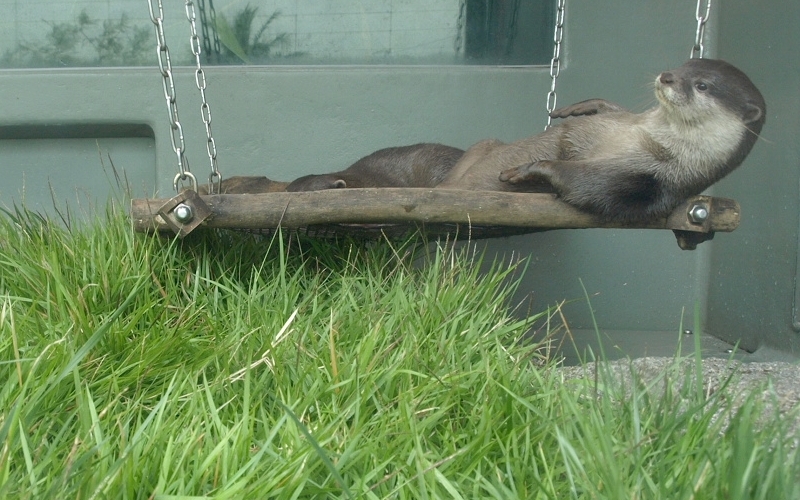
[0,203,798,499]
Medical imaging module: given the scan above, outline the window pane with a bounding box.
[0,1,553,68]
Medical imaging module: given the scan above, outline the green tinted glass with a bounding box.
[0,0,553,68]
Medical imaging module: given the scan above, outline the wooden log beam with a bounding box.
[130,189,739,237]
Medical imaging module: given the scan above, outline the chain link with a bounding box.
[691,0,711,59]
[185,0,221,193]
[197,0,212,56]
[147,0,196,193]
[545,0,566,129]
[197,0,221,58]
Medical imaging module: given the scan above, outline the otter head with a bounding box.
[286,174,347,192]
[655,59,766,134]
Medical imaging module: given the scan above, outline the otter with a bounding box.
[438,59,766,222]
[286,143,464,191]
[197,176,289,194]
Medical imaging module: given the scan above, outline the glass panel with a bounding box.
[0,0,552,68]
[0,1,154,68]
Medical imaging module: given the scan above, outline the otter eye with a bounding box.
[695,82,708,92]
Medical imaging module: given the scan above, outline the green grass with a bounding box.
[0,201,798,499]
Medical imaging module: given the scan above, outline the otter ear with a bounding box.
[332,179,347,189]
[743,103,764,124]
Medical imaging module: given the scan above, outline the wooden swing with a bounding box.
[132,0,735,250]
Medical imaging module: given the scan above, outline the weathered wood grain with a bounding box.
[131,189,739,238]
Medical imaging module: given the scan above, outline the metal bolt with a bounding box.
[688,204,709,224]
[174,203,194,223]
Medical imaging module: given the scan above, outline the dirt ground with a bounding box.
[559,357,800,440]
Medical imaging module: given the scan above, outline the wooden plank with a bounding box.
[130,189,739,235]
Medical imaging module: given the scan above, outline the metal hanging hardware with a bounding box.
[545,0,566,130]
[146,0,223,200]
[157,189,213,237]
[691,0,712,59]
[147,0,194,194]
[185,0,222,194]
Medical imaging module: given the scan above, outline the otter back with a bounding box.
[286,143,464,191]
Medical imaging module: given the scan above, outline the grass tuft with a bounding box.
[0,200,797,498]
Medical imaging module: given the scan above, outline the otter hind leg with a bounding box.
[498,161,554,184]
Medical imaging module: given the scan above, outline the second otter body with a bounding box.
[197,176,289,194]
[286,143,464,191]
[438,59,766,222]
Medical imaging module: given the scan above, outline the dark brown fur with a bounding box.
[286,143,464,191]
[438,59,766,222]
[197,176,289,194]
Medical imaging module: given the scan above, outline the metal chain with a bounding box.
[207,0,221,55]
[185,0,221,194]
[454,0,466,55]
[545,0,566,129]
[691,0,711,59]
[147,0,196,193]
[198,0,221,59]
[197,0,212,56]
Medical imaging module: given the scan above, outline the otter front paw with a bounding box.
[499,161,553,184]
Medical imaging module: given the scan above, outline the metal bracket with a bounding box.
[157,189,212,237]
[673,230,715,250]
[673,200,714,250]
[666,196,739,250]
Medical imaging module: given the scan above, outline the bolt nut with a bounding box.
[688,204,709,224]
[173,203,194,223]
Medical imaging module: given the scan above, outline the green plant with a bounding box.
[1,10,151,68]
[213,5,294,64]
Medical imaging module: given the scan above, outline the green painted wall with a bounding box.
[0,1,796,355]
[706,0,800,354]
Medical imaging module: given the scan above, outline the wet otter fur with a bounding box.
[438,59,766,222]
[286,143,464,191]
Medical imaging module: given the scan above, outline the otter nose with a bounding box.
[659,72,675,85]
